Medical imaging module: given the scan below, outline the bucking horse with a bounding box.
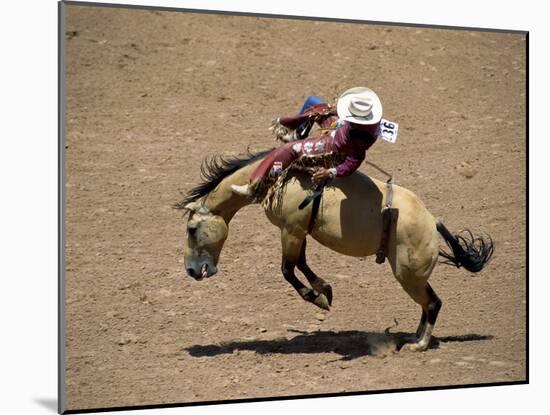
[175,150,493,352]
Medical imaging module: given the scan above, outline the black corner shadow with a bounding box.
[184,330,494,361]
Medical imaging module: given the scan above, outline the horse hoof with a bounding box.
[313,294,330,311]
[402,341,429,352]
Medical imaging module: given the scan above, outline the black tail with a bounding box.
[436,222,494,273]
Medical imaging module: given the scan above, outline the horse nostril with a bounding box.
[186,267,196,277]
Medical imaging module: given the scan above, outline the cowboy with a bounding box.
[231,87,383,197]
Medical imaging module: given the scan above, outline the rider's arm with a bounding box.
[331,124,369,177]
[334,154,365,177]
[278,113,312,130]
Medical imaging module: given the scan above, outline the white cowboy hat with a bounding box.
[336,87,383,125]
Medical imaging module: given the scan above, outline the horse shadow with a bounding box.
[184,330,493,361]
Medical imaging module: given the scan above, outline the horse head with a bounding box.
[182,200,228,280]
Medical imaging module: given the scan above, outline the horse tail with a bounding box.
[436,221,494,273]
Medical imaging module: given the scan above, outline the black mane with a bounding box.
[174,149,272,209]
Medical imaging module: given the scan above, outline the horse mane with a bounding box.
[174,149,272,209]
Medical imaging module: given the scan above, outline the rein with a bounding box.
[364,160,393,182]
[298,180,327,234]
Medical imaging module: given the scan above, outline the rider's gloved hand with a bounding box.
[270,118,297,143]
[312,167,335,185]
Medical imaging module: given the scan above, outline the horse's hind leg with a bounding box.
[297,239,333,306]
[281,229,330,311]
[401,281,442,352]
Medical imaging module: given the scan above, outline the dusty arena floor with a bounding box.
[63,4,527,411]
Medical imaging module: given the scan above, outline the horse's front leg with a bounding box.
[281,229,330,311]
[297,239,333,306]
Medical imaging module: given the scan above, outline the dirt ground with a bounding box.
[63,4,527,411]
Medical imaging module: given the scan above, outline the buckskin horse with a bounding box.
[175,150,493,352]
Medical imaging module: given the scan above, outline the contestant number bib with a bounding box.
[378,119,399,143]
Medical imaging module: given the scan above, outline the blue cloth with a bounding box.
[297,95,326,138]
[299,95,326,114]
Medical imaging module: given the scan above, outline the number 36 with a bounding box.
[382,121,395,135]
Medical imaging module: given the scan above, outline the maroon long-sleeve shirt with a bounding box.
[280,113,379,177]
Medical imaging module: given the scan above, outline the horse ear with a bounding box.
[196,206,211,215]
[183,201,201,212]
[182,201,211,216]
